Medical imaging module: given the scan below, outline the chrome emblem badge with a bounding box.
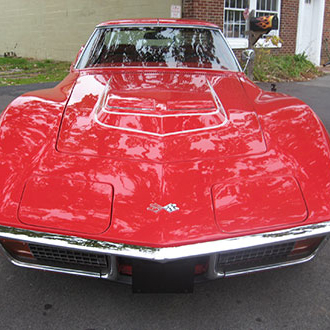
[147,203,179,213]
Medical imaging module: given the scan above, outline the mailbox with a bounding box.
[250,15,279,33]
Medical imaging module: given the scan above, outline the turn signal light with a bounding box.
[119,263,133,276]
[289,236,325,257]
[0,239,35,259]
[194,263,208,275]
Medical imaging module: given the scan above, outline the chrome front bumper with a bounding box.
[0,221,330,282]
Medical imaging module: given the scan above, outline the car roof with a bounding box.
[96,18,219,28]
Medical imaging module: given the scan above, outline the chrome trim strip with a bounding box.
[96,24,219,30]
[106,106,216,112]
[75,29,97,69]
[106,106,155,111]
[0,221,330,262]
[218,28,242,72]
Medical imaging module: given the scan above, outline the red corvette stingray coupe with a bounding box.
[0,19,330,292]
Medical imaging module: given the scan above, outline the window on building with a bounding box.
[224,0,281,48]
[224,0,249,38]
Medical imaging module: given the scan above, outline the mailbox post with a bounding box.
[244,11,279,79]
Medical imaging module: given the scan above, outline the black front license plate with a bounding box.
[132,259,195,293]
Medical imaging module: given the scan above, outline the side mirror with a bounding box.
[70,45,84,72]
[242,49,255,62]
[242,49,255,72]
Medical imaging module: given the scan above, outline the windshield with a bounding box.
[77,26,239,71]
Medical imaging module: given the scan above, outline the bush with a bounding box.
[253,49,322,82]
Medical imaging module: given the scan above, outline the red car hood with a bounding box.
[57,70,266,162]
[4,69,323,246]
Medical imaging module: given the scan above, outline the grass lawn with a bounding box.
[0,57,71,86]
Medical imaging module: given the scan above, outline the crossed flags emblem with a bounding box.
[147,203,179,213]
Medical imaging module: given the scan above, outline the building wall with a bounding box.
[183,0,224,27]
[321,0,330,64]
[0,0,182,62]
[279,0,299,54]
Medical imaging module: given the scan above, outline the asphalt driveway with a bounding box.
[0,76,330,330]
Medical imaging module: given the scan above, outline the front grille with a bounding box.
[29,244,108,269]
[218,242,295,269]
